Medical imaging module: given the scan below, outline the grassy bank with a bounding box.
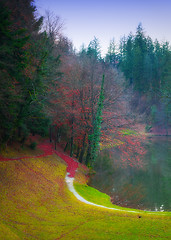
[0,150,170,239]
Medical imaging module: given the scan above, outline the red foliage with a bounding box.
[0,142,79,178]
[55,150,78,177]
[0,142,53,161]
[117,134,146,168]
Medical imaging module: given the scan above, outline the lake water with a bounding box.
[89,136,171,212]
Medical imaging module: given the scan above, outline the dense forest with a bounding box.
[0,0,171,167]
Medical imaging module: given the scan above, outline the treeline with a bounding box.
[118,24,171,133]
[49,38,126,166]
[0,0,126,166]
[0,0,60,146]
[0,1,170,166]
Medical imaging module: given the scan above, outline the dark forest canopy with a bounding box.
[0,1,170,166]
[118,24,171,134]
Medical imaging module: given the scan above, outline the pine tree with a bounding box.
[0,2,28,144]
[105,38,117,67]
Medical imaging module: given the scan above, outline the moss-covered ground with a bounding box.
[0,148,170,239]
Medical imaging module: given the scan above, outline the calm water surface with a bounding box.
[89,136,171,211]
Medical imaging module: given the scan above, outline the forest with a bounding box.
[0,0,171,167]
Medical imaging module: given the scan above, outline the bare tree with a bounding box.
[42,11,64,42]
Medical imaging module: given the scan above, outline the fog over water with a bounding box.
[90,136,171,212]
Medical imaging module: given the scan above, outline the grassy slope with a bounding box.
[0,153,170,240]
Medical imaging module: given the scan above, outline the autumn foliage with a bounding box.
[2,0,169,169]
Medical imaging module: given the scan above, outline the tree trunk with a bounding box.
[55,128,57,150]
[79,133,86,163]
[49,125,52,142]
[70,96,74,157]
[64,142,68,152]
[70,136,73,157]
[85,139,91,166]
[76,145,80,158]
[18,126,21,138]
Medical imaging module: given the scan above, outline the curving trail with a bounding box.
[0,142,78,179]
[0,142,156,213]
[65,174,139,212]
[54,150,78,178]
[54,149,139,212]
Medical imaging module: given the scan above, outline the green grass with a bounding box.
[74,182,171,216]
[74,182,144,212]
[0,151,171,239]
[120,129,137,136]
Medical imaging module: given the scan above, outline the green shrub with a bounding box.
[29,142,37,150]
[145,125,152,132]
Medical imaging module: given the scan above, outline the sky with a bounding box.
[35,0,171,56]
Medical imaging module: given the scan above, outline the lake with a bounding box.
[89,136,171,212]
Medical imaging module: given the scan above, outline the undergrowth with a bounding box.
[0,149,170,239]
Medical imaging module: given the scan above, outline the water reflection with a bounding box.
[89,137,171,211]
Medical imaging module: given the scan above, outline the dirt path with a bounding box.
[0,143,78,178]
[0,142,157,214]
[54,150,78,177]
[65,174,139,212]
[53,148,139,212]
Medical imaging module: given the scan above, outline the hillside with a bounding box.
[0,144,171,240]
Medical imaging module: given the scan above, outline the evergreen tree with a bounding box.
[0,0,61,145]
[118,23,171,132]
[87,37,101,60]
[89,75,105,165]
[120,33,134,85]
[0,2,28,144]
[105,38,117,67]
[133,24,147,92]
